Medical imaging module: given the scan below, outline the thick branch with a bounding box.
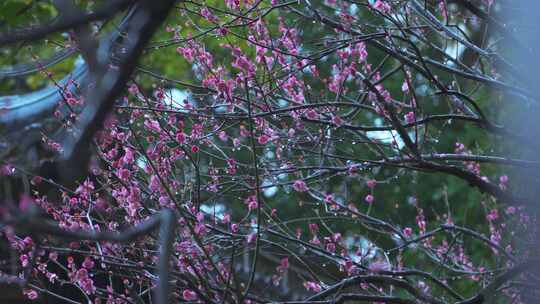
[0,0,134,46]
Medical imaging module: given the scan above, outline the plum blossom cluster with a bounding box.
[0,1,536,303]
